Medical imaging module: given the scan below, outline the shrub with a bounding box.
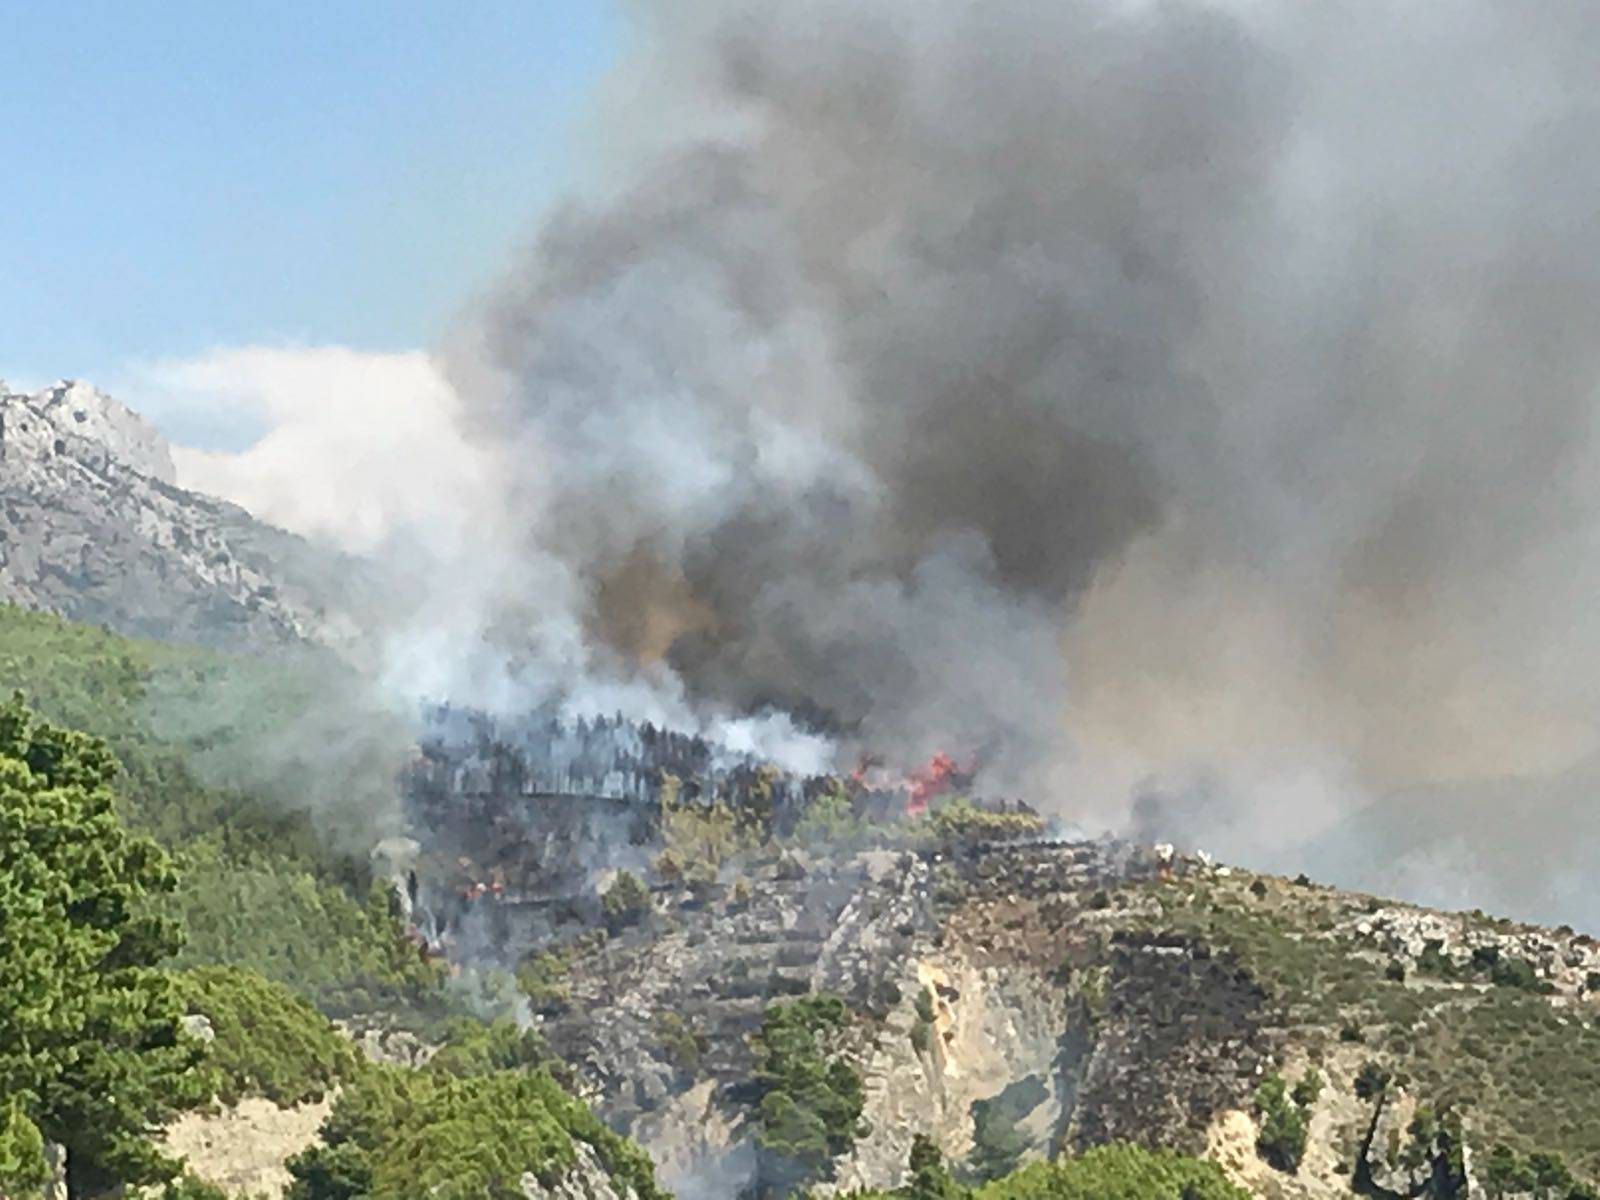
[1254,1072,1312,1172]
[905,1134,966,1200]
[287,1062,666,1200]
[601,869,651,932]
[515,952,571,1013]
[1488,956,1550,994]
[655,1011,705,1079]
[1291,1068,1324,1109]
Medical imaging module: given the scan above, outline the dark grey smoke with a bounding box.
[422,0,1600,904]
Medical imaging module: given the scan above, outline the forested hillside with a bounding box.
[0,604,1236,1199]
[0,606,676,1198]
[0,602,432,1013]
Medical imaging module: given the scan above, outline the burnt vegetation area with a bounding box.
[1100,871,1600,1186]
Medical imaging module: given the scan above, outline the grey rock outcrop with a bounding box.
[180,1013,216,1044]
[0,380,368,653]
[25,381,176,484]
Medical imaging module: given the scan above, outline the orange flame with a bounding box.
[905,751,962,815]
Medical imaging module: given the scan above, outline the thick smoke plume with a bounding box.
[408,0,1600,857]
[162,1,1600,919]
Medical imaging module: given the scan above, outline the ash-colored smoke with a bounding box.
[379,0,1600,900]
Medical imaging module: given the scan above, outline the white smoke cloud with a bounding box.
[121,345,495,559]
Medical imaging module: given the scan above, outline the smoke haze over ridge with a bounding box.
[156,0,1600,916]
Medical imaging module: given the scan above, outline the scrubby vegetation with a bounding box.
[928,797,1044,844]
[515,948,573,1013]
[1253,1070,1317,1172]
[974,1144,1247,1200]
[601,868,652,931]
[1119,869,1600,1181]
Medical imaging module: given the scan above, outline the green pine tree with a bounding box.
[0,694,209,1195]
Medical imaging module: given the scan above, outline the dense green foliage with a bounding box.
[0,604,442,1016]
[173,965,356,1106]
[904,1135,966,1200]
[973,1145,1246,1200]
[286,1049,667,1200]
[835,1142,1248,1200]
[793,780,874,846]
[426,1014,559,1079]
[515,948,573,1013]
[754,994,868,1192]
[927,797,1045,845]
[0,609,664,1199]
[0,695,209,1194]
[0,1098,50,1195]
[161,840,441,1015]
[1482,1144,1598,1200]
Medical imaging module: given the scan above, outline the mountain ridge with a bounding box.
[0,379,368,656]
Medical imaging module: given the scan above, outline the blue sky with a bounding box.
[0,1,621,389]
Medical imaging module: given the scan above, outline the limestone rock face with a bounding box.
[0,380,368,653]
[27,380,176,484]
[830,952,1072,1192]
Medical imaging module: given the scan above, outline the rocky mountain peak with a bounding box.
[2,379,176,484]
[0,377,372,655]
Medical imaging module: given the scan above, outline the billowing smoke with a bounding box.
[165,1,1600,918]
[403,0,1600,843]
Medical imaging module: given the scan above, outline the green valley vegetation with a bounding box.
[0,603,442,1015]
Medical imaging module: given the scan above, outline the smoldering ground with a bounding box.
[173,1,1600,926]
